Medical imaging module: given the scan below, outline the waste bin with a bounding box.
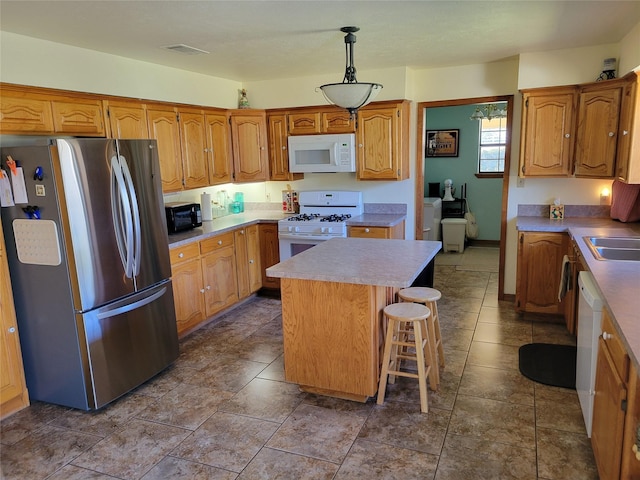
[440,218,467,252]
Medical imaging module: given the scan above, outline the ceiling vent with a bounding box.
[162,44,209,55]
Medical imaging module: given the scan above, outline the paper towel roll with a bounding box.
[200,192,213,221]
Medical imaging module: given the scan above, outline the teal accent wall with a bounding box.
[424,104,503,241]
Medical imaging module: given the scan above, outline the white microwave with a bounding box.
[288,133,356,173]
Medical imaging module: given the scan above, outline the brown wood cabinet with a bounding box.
[287,108,355,135]
[258,223,281,290]
[616,72,640,183]
[575,80,623,177]
[0,223,29,419]
[591,308,632,480]
[356,100,410,180]
[0,92,54,133]
[564,237,587,335]
[169,242,205,335]
[201,236,238,317]
[515,231,568,315]
[267,113,302,181]
[170,227,267,336]
[519,86,577,177]
[147,106,184,192]
[348,222,405,239]
[235,225,262,299]
[229,110,270,183]
[104,99,149,139]
[205,111,233,185]
[51,99,105,136]
[178,108,209,189]
[0,84,105,136]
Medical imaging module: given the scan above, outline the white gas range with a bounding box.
[278,190,363,260]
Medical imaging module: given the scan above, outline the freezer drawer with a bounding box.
[82,280,179,409]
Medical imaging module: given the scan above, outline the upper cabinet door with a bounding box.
[575,83,622,178]
[288,112,321,135]
[520,88,577,177]
[205,112,233,185]
[179,110,208,190]
[105,100,149,139]
[51,99,105,136]
[357,102,409,180]
[147,107,183,193]
[615,73,640,183]
[0,94,54,134]
[230,111,269,183]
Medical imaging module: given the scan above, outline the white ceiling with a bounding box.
[1,1,639,82]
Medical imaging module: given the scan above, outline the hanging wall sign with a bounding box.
[426,129,459,157]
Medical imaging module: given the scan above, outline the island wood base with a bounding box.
[280,277,396,401]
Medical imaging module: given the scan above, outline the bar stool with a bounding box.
[377,302,433,413]
[398,287,445,385]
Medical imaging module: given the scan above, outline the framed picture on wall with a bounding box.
[426,129,459,157]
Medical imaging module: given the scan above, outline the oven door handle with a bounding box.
[278,233,343,241]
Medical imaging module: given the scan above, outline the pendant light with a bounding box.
[319,26,383,118]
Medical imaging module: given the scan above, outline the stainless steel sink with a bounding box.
[584,236,640,261]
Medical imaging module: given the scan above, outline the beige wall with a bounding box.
[0,31,242,108]
[2,21,639,295]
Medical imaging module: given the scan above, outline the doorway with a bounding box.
[414,95,513,301]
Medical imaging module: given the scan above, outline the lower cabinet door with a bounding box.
[591,338,627,480]
[202,246,239,317]
[171,258,205,336]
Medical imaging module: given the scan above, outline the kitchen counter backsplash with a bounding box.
[518,204,611,218]
[364,203,407,214]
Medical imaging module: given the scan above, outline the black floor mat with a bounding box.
[518,343,577,389]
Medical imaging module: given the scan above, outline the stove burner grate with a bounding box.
[287,213,321,221]
[320,214,352,222]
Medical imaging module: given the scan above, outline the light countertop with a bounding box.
[266,237,441,288]
[167,212,406,247]
[517,216,640,370]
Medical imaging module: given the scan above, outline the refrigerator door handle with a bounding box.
[95,286,166,320]
[110,155,134,278]
[118,154,142,277]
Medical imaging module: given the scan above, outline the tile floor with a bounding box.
[0,246,599,479]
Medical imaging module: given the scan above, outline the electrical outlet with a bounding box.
[517,177,525,188]
[266,192,271,202]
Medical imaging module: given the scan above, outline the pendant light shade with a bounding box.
[319,26,382,117]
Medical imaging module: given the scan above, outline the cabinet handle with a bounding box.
[218,240,223,245]
[200,288,205,294]
[249,259,254,264]
[178,253,184,258]
[240,230,244,234]
[206,285,211,290]
[564,134,570,138]
[365,228,370,233]
[602,331,612,340]
[282,146,287,150]
[623,130,629,136]
[608,132,615,137]
[8,327,15,333]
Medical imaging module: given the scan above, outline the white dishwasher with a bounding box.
[576,271,604,438]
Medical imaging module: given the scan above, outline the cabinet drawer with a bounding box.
[169,242,200,264]
[349,226,389,239]
[200,231,235,255]
[602,308,630,383]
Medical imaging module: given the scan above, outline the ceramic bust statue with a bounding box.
[239,89,250,109]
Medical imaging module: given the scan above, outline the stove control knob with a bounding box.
[327,227,333,233]
[295,226,300,233]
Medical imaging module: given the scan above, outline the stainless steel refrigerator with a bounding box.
[1,138,179,410]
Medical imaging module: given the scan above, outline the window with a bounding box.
[478,116,506,174]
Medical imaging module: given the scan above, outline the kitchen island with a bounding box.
[266,237,441,402]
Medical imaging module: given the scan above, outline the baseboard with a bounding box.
[467,239,500,247]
